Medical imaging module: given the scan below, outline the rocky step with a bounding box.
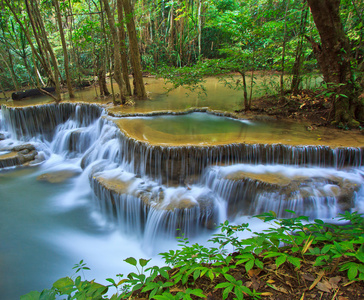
[89,168,219,237]
[0,144,38,168]
[208,169,362,218]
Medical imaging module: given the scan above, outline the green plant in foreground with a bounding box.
[21,211,364,300]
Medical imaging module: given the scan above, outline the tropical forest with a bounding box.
[0,0,363,299]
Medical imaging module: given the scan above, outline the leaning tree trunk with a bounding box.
[25,0,62,102]
[307,0,363,126]
[54,0,74,98]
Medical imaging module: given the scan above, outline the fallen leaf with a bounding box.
[261,292,273,296]
[329,276,341,289]
[245,281,253,288]
[266,279,275,284]
[302,273,315,282]
[248,268,262,277]
[316,281,331,293]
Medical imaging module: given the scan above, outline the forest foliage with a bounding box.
[21,211,364,299]
[0,0,363,123]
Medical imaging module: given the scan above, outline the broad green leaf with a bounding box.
[245,259,254,272]
[222,285,233,300]
[124,257,138,266]
[276,255,286,268]
[39,289,57,300]
[20,291,41,300]
[355,252,364,263]
[255,259,264,269]
[287,256,301,269]
[53,277,74,291]
[193,269,200,281]
[215,282,231,289]
[139,258,151,268]
[348,265,358,280]
[223,273,236,283]
[190,288,206,298]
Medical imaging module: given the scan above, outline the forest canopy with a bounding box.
[0,0,363,125]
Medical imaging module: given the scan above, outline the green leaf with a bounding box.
[255,259,264,269]
[193,269,201,281]
[160,268,170,280]
[287,256,301,269]
[276,255,287,268]
[215,282,231,289]
[139,258,151,268]
[223,273,236,283]
[39,289,57,300]
[20,291,41,300]
[142,283,159,292]
[355,252,364,263]
[52,276,74,293]
[124,257,138,266]
[321,244,332,254]
[314,219,324,225]
[234,286,244,300]
[208,270,215,281]
[348,265,358,280]
[245,259,254,272]
[190,288,206,298]
[222,285,233,300]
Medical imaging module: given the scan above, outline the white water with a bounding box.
[0,105,363,299]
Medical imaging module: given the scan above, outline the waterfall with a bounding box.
[203,164,363,219]
[1,104,363,243]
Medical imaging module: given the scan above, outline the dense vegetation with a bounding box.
[0,0,364,125]
[22,211,364,299]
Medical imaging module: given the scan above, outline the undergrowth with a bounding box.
[21,210,364,300]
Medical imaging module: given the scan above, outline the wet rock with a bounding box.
[37,170,81,183]
[19,150,37,164]
[0,151,20,168]
[0,133,5,140]
[12,144,35,152]
[0,144,38,168]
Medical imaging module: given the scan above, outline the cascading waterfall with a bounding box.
[203,164,364,219]
[1,103,363,245]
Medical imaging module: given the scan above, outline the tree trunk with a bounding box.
[102,0,125,104]
[98,68,110,96]
[25,0,61,102]
[238,71,249,111]
[197,0,202,58]
[307,0,363,126]
[122,0,147,99]
[54,0,74,98]
[117,0,132,96]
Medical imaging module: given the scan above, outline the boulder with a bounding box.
[37,170,81,183]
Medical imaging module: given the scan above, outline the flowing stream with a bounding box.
[0,98,363,299]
